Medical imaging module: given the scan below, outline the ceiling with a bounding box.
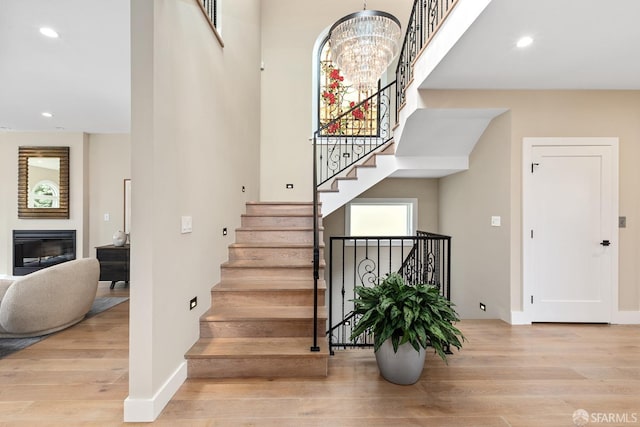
[1,0,639,134]
[0,0,130,133]
[422,0,640,90]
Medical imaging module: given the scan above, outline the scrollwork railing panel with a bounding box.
[395,0,459,112]
[327,232,451,353]
[315,81,395,187]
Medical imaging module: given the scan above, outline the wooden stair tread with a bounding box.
[242,213,321,217]
[186,337,328,358]
[188,201,328,379]
[236,226,322,231]
[221,259,322,268]
[245,202,315,206]
[203,306,327,321]
[213,279,326,291]
[229,242,323,248]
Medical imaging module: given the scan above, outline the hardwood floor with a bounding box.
[0,285,638,426]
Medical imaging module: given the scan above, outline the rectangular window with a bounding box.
[346,198,417,236]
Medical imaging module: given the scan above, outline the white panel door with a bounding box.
[527,144,614,322]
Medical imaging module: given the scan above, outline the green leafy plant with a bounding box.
[349,273,465,362]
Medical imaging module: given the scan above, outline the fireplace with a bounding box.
[13,230,76,275]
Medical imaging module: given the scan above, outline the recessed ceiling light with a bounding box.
[41,112,54,118]
[39,27,59,38]
[517,36,533,48]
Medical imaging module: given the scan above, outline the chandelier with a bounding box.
[329,7,401,91]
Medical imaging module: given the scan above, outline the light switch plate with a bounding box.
[181,216,193,234]
[491,216,501,227]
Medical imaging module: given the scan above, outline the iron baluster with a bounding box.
[327,233,451,353]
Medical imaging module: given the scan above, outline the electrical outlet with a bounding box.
[479,302,486,312]
[190,297,197,310]
[222,227,228,236]
[242,186,246,193]
[286,183,294,189]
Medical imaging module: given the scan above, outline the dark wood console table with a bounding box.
[96,244,130,289]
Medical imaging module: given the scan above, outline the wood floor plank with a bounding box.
[0,285,638,426]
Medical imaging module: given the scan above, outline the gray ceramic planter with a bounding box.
[375,339,426,385]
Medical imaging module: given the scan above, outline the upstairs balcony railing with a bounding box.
[196,0,223,46]
[396,0,459,110]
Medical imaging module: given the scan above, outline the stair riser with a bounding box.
[188,355,328,378]
[245,204,318,216]
[228,246,322,262]
[241,215,317,228]
[211,289,325,308]
[220,266,322,280]
[186,201,330,381]
[235,229,320,244]
[200,319,326,338]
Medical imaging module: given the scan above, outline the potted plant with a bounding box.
[349,273,465,385]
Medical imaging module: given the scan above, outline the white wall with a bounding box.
[439,112,511,320]
[88,133,131,253]
[432,90,640,320]
[323,177,441,330]
[0,132,90,275]
[323,177,440,243]
[259,0,413,202]
[126,0,261,421]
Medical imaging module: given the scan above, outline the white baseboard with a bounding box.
[510,310,640,325]
[509,310,531,325]
[123,360,187,422]
[612,311,640,324]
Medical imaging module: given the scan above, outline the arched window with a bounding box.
[317,36,379,136]
[29,180,59,208]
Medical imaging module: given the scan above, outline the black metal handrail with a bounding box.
[399,230,451,300]
[314,81,396,187]
[395,0,459,112]
[311,82,396,352]
[312,0,458,353]
[326,232,451,354]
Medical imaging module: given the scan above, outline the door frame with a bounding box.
[522,137,619,324]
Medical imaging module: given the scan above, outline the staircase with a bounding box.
[185,202,329,378]
[318,142,398,216]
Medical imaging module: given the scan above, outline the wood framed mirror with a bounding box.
[18,146,70,219]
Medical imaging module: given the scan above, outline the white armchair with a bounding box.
[0,258,99,338]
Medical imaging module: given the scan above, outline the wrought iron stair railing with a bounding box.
[396,0,459,110]
[311,81,396,352]
[325,232,451,354]
[311,0,459,352]
[398,230,451,300]
[314,80,396,188]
